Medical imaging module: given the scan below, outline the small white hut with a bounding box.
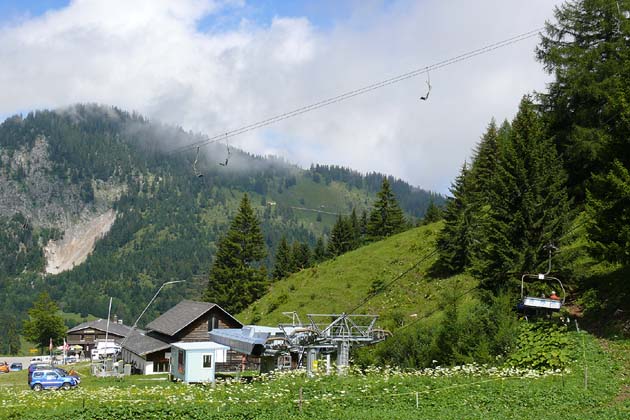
[169,341,229,384]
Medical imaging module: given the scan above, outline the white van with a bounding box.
[90,342,121,360]
[30,356,52,364]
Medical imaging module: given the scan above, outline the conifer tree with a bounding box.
[367,178,405,239]
[537,0,630,200]
[422,200,443,225]
[537,0,630,268]
[349,208,361,247]
[328,215,354,256]
[471,97,570,291]
[272,236,293,280]
[292,241,312,270]
[435,163,475,275]
[469,119,501,197]
[205,194,267,314]
[313,237,327,262]
[359,210,368,236]
[586,160,630,265]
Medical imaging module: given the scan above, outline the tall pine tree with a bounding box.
[292,241,312,270]
[537,0,630,268]
[272,236,293,280]
[586,160,630,265]
[367,178,406,240]
[537,0,630,201]
[422,199,443,225]
[328,215,354,257]
[435,163,475,275]
[205,194,267,314]
[471,97,570,291]
[313,237,327,262]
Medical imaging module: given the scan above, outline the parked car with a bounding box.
[30,369,79,391]
[9,362,23,371]
[28,363,54,384]
[0,362,9,373]
[54,367,80,384]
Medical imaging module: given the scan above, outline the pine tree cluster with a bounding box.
[436,99,570,292]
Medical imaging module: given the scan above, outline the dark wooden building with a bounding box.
[66,319,134,354]
[121,300,242,374]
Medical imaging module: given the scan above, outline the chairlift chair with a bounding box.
[518,272,565,313]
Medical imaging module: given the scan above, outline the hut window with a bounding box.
[203,354,212,368]
[208,315,219,332]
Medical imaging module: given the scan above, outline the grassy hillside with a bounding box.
[238,222,477,330]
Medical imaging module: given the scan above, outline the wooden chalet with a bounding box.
[66,318,134,354]
[120,300,243,374]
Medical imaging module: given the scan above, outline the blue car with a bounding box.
[10,362,22,371]
[30,369,79,391]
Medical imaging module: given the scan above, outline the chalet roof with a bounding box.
[67,319,135,338]
[145,300,242,337]
[122,331,171,357]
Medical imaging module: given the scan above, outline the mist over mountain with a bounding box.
[0,104,443,327]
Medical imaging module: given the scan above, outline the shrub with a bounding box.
[508,322,572,370]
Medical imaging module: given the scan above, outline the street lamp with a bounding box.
[118,280,185,353]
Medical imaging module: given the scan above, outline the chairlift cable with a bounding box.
[167,28,543,155]
[346,248,439,314]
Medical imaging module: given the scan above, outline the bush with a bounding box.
[358,291,520,368]
[508,322,572,370]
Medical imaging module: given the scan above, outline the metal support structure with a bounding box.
[271,312,389,373]
[306,349,317,376]
[336,341,350,374]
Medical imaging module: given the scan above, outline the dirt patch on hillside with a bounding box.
[44,209,117,274]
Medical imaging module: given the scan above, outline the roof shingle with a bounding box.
[122,331,171,356]
[67,319,135,338]
[145,300,241,337]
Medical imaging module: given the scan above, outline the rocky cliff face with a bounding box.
[44,209,117,274]
[0,136,123,273]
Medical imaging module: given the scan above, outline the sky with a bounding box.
[0,0,564,194]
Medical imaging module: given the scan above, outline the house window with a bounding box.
[208,315,219,332]
[203,354,212,369]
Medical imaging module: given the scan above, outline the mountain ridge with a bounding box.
[0,104,444,329]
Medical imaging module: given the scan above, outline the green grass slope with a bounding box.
[238,222,477,330]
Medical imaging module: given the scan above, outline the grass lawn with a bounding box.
[1,333,628,419]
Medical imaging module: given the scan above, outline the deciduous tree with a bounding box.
[22,292,66,353]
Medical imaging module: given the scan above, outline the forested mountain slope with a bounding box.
[0,105,442,338]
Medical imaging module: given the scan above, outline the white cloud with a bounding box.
[0,0,563,193]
